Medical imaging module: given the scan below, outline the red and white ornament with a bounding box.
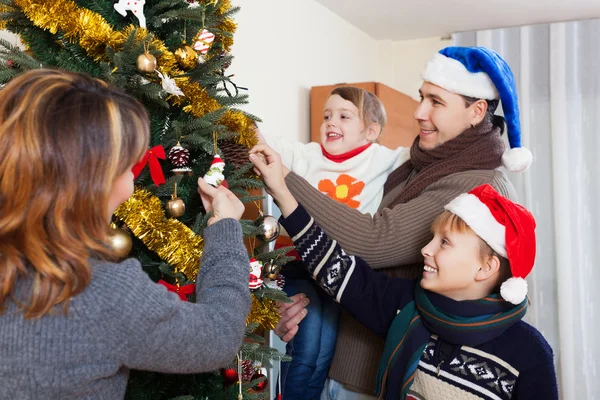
[113,0,146,28]
[193,29,215,55]
[249,258,263,290]
[203,154,228,188]
[169,143,192,174]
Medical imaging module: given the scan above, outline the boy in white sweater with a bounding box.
[260,87,409,399]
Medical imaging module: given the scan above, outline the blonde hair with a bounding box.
[0,69,150,318]
[431,211,512,291]
[330,86,387,133]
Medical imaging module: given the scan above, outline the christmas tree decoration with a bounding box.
[168,142,193,174]
[192,28,215,55]
[218,51,232,70]
[276,359,282,400]
[219,140,249,169]
[136,52,156,74]
[250,367,268,392]
[174,44,198,71]
[221,367,238,385]
[23,48,35,58]
[113,0,146,28]
[114,189,203,281]
[247,296,280,331]
[166,183,186,218]
[203,154,228,188]
[254,212,280,242]
[263,260,280,280]
[107,222,132,259]
[249,257,263,290]
[132,145,167,186]
[156,70,185,97]
[241,359,254,382]
[157,279,195,301]
[275,274,286,289]
[165,198,185,217]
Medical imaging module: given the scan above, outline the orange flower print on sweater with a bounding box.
[318,174,365,209]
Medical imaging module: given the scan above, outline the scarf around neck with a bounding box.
[375,283,527,399]
[383,120,505,206]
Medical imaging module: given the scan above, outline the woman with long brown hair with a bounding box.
[0,69,250,398]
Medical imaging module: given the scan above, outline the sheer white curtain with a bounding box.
[454,19,600,399]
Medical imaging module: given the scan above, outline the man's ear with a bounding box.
[470,99,489,126]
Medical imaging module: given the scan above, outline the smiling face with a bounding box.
[420,211,504,301]
[320,94,379,155]
[414,82,488,150]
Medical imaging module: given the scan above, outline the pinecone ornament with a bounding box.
[219,140,250,169]
[168,143,190,167]
[241,360,254,382]
[169,143,192,174]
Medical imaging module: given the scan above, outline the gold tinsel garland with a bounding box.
[247,296,280,331]
[9,0,256,148]
[114,188,204,281]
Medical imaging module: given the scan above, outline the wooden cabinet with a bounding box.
[310,82,419,150]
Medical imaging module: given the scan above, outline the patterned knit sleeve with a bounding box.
[281,204,416,337]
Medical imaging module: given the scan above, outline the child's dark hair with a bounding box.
[330,86,387,133]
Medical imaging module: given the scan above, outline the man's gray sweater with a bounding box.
[0,218,251,399]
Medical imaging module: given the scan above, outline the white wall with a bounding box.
[377,36,451,100]
[230,0,378,143]
[0,30,19,45]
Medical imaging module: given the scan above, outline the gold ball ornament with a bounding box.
[166,196,186,218]
[254,214,280,242]
[136,52,157,74]
[108,223,132,259]
[174,44,198,71]
[24,49,36,58]
[263,261,280,280]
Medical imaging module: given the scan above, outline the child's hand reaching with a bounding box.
[197,178,245,225]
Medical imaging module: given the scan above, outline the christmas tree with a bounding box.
[0,1,291,398]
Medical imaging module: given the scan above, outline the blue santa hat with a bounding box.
[420,46,532,172]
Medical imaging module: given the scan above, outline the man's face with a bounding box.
[414,82,474,150]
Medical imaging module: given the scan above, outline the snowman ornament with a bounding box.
[203,154,228,188]
[114,0,146,28]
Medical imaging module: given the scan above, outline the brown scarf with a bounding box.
[383,120,505,207]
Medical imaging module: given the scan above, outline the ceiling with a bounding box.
[315,0,600,40]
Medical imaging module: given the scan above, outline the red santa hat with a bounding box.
[211,154,225,168]
[443,184,536,304]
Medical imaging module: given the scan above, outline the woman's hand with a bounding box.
[197,178,245,225]
[249,144,298,217]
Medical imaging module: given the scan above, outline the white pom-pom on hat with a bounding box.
[502,147,533,172]
[500,277,528,305]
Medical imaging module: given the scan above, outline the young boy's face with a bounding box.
[320,94,374,155]
[420,224,487,301]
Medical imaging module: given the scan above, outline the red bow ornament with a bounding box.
[132,145,167,186]
[158,279,195,301]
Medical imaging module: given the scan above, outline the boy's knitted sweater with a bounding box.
[280,205,558,399]
[0,219,251,400]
